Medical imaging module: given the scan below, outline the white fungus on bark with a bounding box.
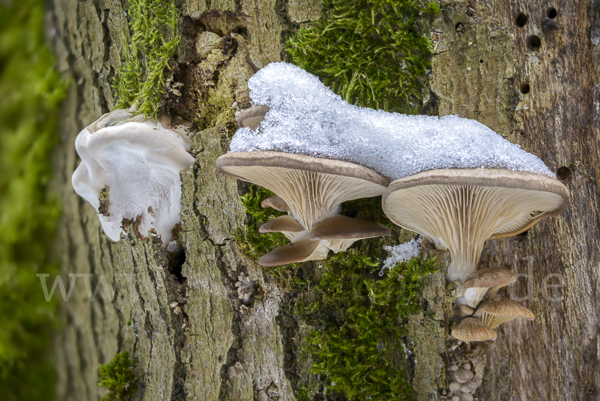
[71,107,195,245]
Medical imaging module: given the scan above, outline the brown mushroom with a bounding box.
[236,105,270,129]
[452,318,497,342]
[458,267,517,308]
[309,215,391,252]
[258,237,329,266]
[474,298,534,329]
[261,195,290,212]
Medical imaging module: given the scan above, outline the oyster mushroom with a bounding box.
[236,105,270,129]
[261,195,290,212]
[72,108,195,244]
[309,215,391,253]
[258,237,330,266]
[458,267,517,308]
[452,317,497,342]
[474,298,535,329]
[259,215,307,243]
[217,151,390,265]
[382,168,569,282]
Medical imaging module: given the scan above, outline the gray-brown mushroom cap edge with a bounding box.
[216,151,390,188]
[382,168,570,239]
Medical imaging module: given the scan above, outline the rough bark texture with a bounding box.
[48,0,600,400]
[430,1,600,400]
[48,1,323,400]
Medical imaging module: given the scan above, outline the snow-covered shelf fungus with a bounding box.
[221,62,570,349]
[72,107,195,247]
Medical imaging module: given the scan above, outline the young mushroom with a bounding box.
[452,317,497,342]
[72,107,195,245]
[236,105,270,129]
[217,151,390,265]
[258,238,330,266]
[309,215,391,253]
[259,215,305,238]
[473,298,534,329]
[382,168,569,282]
[457,267,517,308]
[261,195,290,212]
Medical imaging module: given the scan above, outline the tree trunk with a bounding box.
[429,1,600,400]
[47,0,600,401]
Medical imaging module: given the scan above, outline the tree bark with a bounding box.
[47,0,600,400]
[429,1,600,400]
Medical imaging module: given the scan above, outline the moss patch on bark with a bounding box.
[286,0,439,113]
[98,351,138,401]
[113,0,180,118]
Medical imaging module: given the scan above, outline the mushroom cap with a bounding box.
[217,151,389,230]
[309,215,390,240]
[72,109,195,244]
[452,318,497,342]
[458,304,475,316]
[382,168,569,282]
[459,267,517,295]
[474,298,534,329]
[258,237,328,266]
[236,105,270,129]
[458,267,517,308]
[307,215,390,253]
[261,195,290,212]
[259,215,305,234]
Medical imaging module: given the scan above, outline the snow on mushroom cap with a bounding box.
[229,62,555,181]
[72,110,195,244]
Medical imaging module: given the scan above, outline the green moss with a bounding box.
[98,351,138,401]
[286,0,439,113]
[99,186,111,216]
[113,0,180,118]
[298,250,437,400]
[0,0,68,399]
[233,184,437,399]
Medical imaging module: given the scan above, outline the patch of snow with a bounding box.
[229,62,555,180]
[380,238,422,276]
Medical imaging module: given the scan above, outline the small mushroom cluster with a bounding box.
[444,363,481,401]
[221,103,566,354]
[217,107,391,266]
[451,267,534,342]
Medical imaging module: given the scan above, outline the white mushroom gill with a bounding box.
[223,165,383,230]
[72,109,195,245]
[383,169,569,282]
